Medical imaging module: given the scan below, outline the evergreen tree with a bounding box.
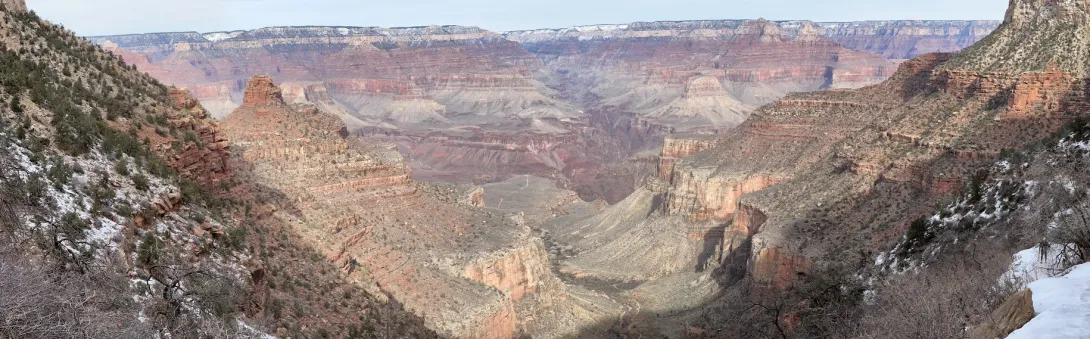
[11,95,23,113]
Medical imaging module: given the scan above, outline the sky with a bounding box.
[27,0,1009,37]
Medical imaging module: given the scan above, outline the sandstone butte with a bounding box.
[89,19,998,204]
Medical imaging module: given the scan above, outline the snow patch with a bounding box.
[1000,244,1075,288]
[202,31,243,42]
[1005,262,1090,339]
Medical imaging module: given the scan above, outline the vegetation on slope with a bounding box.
[0,4,434,338]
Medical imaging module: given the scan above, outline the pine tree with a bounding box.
[11,95,23,113]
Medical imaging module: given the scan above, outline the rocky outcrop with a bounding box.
[659,135,715,179]
[1,0,25,12]
[464,187,485,207]
[240,75,284,110]
[969,289,1035,339]
[161,88,231,188]
[463,240,550,302]
[665,172,782,222]
[933,69,1089,118]
[1004,0,1090,26]
[943,0,1090,76]
[752,247,810,293]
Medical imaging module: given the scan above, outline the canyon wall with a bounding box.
[89,26,571,123]
[654,2,1089,303]
[222,75,593,338]
[510,19,901,132]
[813,20,1000,59]
[90,20,996,201]
[505,20,997,59]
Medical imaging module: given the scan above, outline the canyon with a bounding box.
[220,75,612,338]
[7,0,1090,334]
[90,19,999,203]
[74,6,1090,337]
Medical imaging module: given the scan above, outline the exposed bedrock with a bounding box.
[463,240,550,302]
[89,20,998,202]
[506,19,999,60]
[1,0,24,11]
[162,88,232,188]
[658,134,716,179]
[220,75,593,338]
[665,170,784,222]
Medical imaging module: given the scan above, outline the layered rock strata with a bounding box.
[90,20,996,202]
[221,75,582,338]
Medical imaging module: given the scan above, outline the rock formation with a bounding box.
[88,20,996,204]
[526,1,1090,336]
[507,20,999,60]
[1,0,24,12]
[162,88,232,188]
[221,75,594,338]
[0,3,437,337]
[511,19,900,131]
[240,75,283,110]
[945,0,1090,76]
[969,289,1036,339]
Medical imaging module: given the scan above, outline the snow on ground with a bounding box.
[202,31,243,42]
[1001,245,1077,288]
[1006,262,1090,339]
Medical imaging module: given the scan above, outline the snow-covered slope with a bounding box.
[1007,262,1090,339]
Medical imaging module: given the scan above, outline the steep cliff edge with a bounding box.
[814,20,1000,59]
[658,0,1088,334]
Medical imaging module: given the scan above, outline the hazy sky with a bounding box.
[27,0,1008,36]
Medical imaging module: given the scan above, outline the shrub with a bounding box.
[131,173,149,191]
[114,158,129,176]
[136,232,161,267]
[220,227,248,252]
[115,203,133,218]
[10,95,23,113]
[901,217,934,254]
[194,279,238,320]
[46,157,72,189]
